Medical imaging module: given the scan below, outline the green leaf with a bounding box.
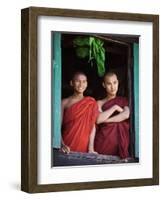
[89,37,94,46]
[73,36,106,77]
[92,41,98,57]
[95,38,104,47]
[73,37,89,47]
[96,55,105,76]
[89,37,94,62]
[76,47,89,58]
[99,47,105,61]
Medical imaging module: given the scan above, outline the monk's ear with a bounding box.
[102,82,106,88]
[70,80,73,87]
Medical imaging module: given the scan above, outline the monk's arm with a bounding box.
[96,105,123,124]
[88,125,97,153]
[104,106,130,123]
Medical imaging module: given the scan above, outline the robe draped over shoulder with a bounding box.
[62,96,99,152]
[94,96,130,158]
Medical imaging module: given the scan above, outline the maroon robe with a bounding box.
[95,96,130,158]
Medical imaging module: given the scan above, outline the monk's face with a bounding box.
[71,74,88,94]
[103,74,119,97]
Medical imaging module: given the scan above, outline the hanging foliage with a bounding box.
[73,36,105,77]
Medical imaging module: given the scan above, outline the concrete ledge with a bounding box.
[53,149,138,166]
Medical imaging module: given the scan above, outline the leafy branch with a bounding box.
[73,36,105,77]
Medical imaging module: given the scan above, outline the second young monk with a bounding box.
[61,72,99,154]
[94,72,130,159]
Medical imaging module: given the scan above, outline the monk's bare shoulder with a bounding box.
[97,99,105,112]
[62,97,68,104]
[97,99,106,106]
[62,97,70,108]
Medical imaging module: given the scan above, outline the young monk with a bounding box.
[94,72,130,159]
[61,72,99,154]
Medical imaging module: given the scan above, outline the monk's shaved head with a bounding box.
[71,71,87,81]
[103,72,118,82]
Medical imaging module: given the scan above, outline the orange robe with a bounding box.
[95,97,130,158]
[62,97,99,152]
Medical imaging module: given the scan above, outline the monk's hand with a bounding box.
[114,105,123,113]
[88,149,98,154]
[61,144,70,154]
